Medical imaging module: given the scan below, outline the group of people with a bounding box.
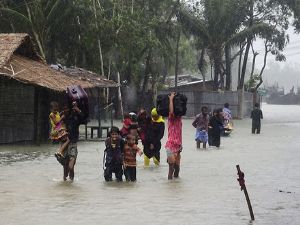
[103,92,183,181]
[192,103,232,149]
[49,93,263,182]
[102,107,165,182]
[192,102,263,149]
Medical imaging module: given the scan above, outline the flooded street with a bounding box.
[1,103,300,225]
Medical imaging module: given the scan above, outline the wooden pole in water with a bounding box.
[236,165,255,221]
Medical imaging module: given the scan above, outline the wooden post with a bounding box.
[117,72,124,118]
[33,87,39,143]
[97,88,102,138]
[236,165,255,221]
[110,103,113,127]
[33,87,44,145]
[174,29,180,90]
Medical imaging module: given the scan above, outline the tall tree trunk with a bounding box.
[239,39,251,89]
[162,57,169,83]
[125,53,132,84]
[225,45,231,91]
[253,41,269,104]
[198,48,206,90]
[237,41,251,118]
[117,72,124,118]
[93,0,104,76]
[238,0,254,118]
[237,39,249,119]
[174,29,180,89]
[238,0,254,90]
[249,43,258,82]
[213,49,222,91]
[25,1,46,59]
[140,49,152,106]
[238,43,244,86]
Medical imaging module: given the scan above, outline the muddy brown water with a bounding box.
[1,104,300,225]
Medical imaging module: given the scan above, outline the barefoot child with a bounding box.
[123,134,143,182]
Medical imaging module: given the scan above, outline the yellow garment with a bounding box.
[153,157,160,166]
[151,108,164,123]
[144,155,150,167]
[49,112,65,140]
[49,112,61,129]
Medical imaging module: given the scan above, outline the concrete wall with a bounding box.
[158,90,253,118]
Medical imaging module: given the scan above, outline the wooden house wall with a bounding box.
[34,87,52,143]
[0,77,35,143]
[0,78,115,143]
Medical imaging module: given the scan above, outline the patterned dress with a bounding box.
[165,115,182,153]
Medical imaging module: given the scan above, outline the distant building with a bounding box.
[164,74,214,91]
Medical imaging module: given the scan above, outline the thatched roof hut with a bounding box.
[0,33,118,144]
[0,33,118,91]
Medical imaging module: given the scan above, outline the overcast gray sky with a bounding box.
[252,28,300,68]
[252,28,300,91]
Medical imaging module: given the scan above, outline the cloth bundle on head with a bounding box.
[151,108,164,123]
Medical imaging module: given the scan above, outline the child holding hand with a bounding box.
[123,134,143,182]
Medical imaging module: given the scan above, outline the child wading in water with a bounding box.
[103,127,124,182]
[192,106,209,149]
[49,101,65,143]
[123,134,143,182]
[165,92,182,180]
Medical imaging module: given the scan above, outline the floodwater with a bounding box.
[1,103,300,225]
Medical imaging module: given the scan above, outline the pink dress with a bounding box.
[165,114,182,153]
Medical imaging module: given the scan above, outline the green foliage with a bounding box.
[245,73,260,91]
[0,0,298,100]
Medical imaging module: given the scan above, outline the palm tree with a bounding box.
[179,0,248,90]
[1,0,76,61]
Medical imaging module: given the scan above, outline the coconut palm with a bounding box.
[179,0,249,90]
[1,0,77,60]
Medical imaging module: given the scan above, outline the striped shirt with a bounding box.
[123,144,142,167]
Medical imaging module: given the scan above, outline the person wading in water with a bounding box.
[165,92,183,180]
[61,102,85,181]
